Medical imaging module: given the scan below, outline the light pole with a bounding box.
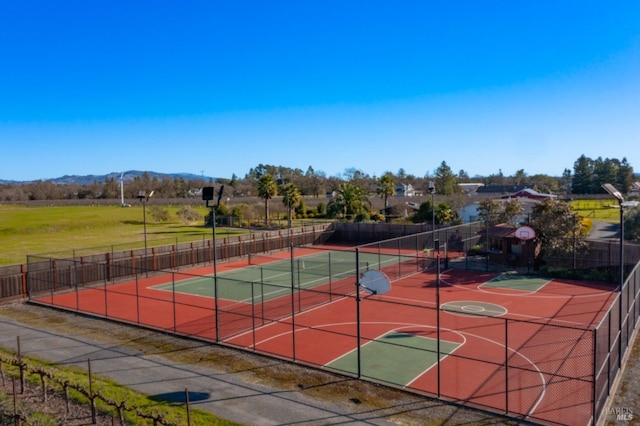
[602,184,628,370]
[203,185,224,342]
[429,181,436,249]
[138,190,154,276]
[601,184,625,289]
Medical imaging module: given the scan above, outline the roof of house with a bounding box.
[478,223,518,238]
[500,188,557,200]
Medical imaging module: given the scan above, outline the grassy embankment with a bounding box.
[0,204,247,266]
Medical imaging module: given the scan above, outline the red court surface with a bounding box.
[33,253,617,426]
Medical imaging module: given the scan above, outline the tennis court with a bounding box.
[151,250,414,303]
[30,244,618,425]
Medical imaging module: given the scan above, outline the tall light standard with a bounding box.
[429,181,436,249]
[602,184,625,289]
[138,190,154,276]
[203,185,224,342]
[602,183,628,370]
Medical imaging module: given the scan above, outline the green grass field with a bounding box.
[570,199,622,222]
[0,199,621,267]
[0,204,246,266]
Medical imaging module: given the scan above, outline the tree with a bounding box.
[513,169,527,187]
[281,183,301,228]
[572,155,593,194]
[257,174,277,226]
[411,199,434,223]
[376,174,396,207]
[477,199,503,227]
[499,199,524,226]
[530,198,588,264]
[457,169,470,181]
[624,206,640,243]
[327,182,370,221]
[618,157,635,193]
[477,198,524,228]
[434,161,460,195]
[435,202,459,225]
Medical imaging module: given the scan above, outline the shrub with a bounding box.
[370,212,385,222]
[176,206,201,224]
[148,206,170,223]
[354,212,370,222]
[468,245,484,255]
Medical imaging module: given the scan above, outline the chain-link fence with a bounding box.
[21,222,640,425]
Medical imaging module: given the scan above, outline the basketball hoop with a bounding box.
[359,270,391,296]
[515,226,536,241]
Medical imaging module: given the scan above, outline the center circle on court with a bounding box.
[441,301,507,317]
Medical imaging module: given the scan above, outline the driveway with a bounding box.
[587,220,619,241]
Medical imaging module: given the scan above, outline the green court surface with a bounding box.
[327,332,460,385]
[152,250,414,303]
[482,274,551,292]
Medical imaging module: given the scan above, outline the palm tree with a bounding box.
[376,174,396,208]
[281,183,301,228]
[327,182,371,221]
[257,174,277,226]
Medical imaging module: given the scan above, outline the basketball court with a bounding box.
[31,245,618,425]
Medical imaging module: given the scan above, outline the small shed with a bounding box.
[480,224,540,268]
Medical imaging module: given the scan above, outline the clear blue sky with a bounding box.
[2,1,639,181]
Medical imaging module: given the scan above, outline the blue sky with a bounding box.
[1,1,639,181]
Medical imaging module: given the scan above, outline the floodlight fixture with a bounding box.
[202,186,215,202]
[602,183,624,203]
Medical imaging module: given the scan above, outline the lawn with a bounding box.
[0,204,247,266]
[0,198,621,266]
[570,199,622,222]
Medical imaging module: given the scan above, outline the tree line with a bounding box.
[0,154,635,203]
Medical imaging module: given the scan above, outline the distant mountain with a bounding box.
[0,171,216,185]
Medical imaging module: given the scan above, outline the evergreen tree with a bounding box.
[572,155,592,194]
[434,161,459,195]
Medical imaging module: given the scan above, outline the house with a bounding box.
[396,183,421,197]
[458,183,484,194]
[458,198,539,224]
[500,188,557,201]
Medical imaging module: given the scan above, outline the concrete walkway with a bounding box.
[0,315,402,425]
